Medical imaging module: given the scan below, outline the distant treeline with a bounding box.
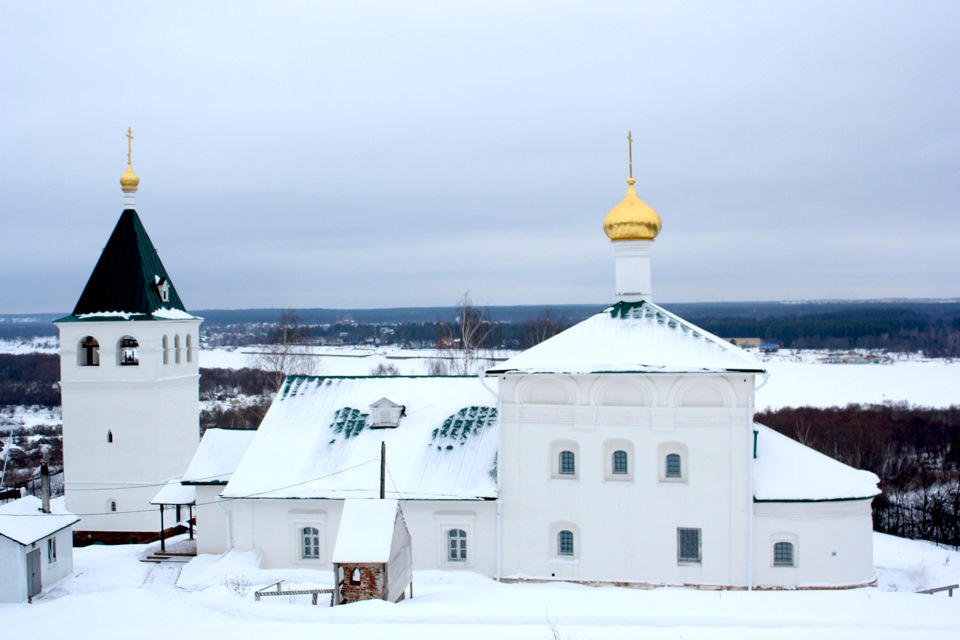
[6,301,960,354]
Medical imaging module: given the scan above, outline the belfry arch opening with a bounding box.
[118,336,139,366]
[78,336,100,366]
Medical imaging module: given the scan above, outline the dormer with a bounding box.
[154,276,170,303]
[368,397,405,428]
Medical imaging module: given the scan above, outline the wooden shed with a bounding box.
[331,499,412,605]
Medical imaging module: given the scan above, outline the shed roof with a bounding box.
[222,376,499,500]
[0,496,80,546]
[488,300,763,375]
[57,209,195,322]
[182,428,257,485]
[332,499,401,563]
[753,424,881,501]
[150,479,196,506]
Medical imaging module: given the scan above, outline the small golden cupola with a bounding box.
[602,131,661,241]
[120,127,140,208]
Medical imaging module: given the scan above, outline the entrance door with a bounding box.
[26,549,42,599]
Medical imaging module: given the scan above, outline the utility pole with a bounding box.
[380,441,386,499]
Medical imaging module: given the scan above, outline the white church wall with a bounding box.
[752,500,876,588]
[225,498,498,574]
[194,487,230,555]
[59,319,201,534]
[497,372,756,586]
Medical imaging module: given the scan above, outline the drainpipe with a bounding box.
[747,372,771,591]
[216,497,233,550]
[479,371,502,582]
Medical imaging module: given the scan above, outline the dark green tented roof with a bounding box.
[65,209,189,320]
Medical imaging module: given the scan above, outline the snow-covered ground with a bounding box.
[3,532,957,639]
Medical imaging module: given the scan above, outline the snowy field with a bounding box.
[200,345,960,411]
[2,532,958,639]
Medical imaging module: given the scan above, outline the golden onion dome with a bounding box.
[119,163,140,191]
[602,177,661,241]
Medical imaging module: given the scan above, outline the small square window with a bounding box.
[773,541,794,566]
[678,528,701,564]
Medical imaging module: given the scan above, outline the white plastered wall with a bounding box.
[222,498,498,575]
[58,319,201,533]
[752,500,876,588]
[497,372,756,586]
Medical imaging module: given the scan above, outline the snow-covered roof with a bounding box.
[150,479,196,505]
[753,424,880,501]
[488,300,764,375]
[222,376,500,500]
[332,499,402,563]
[0,496,80,546]
[182,429,257,485]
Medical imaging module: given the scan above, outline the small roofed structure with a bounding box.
[332,499,412,605]
[0,495,80,603]
[150,478,196,553]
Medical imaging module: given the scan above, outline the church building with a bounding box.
[59,132,880,588]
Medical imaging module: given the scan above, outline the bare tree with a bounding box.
[248,311,318,392]
[428,292,496,375]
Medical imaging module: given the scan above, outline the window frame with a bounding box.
[658,442,688,483]
[677,527,702,564]
[447,528,468,563]
[435,512,475,568]
[557,530,575,557]
[301,526,321,560]
[288,510,326,564]
[47,536,57,564]
[551,440,580,480]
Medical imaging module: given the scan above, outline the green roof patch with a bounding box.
[330,407,369,440]
[431,406,498,450]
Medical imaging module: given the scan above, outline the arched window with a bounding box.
[774,541,795,567]
[559,451,576,475]
[107,430,113,443]
[186,334,193,363]
[118,336,139,366]
[174,334,182,364]
[109,500,117,512]
[665,453,682,478]
[162,335,169,365]
[448,529,467,562]
[612,450,629,475]
[301,526,320,559]
[558,530,575,556]
[79,336,100,366]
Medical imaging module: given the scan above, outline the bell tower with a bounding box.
[56,131,201,543]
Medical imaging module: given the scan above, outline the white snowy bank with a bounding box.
[2,532,958,640]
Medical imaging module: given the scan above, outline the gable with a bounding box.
[489,300,763,375]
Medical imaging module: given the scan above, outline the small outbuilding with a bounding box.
[0,495,80,603]
[332,499,412,605]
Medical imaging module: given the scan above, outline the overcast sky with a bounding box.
[2,1,958,314]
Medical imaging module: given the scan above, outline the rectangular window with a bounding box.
[665,453,682,478]
[677,528,701,564]
[559,451,575,475]
[47,537,57,563]
[448,529,467,562]
[301,526,320,559]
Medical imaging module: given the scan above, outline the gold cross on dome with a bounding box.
[126,127,134,165]
[627,130,634,179]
